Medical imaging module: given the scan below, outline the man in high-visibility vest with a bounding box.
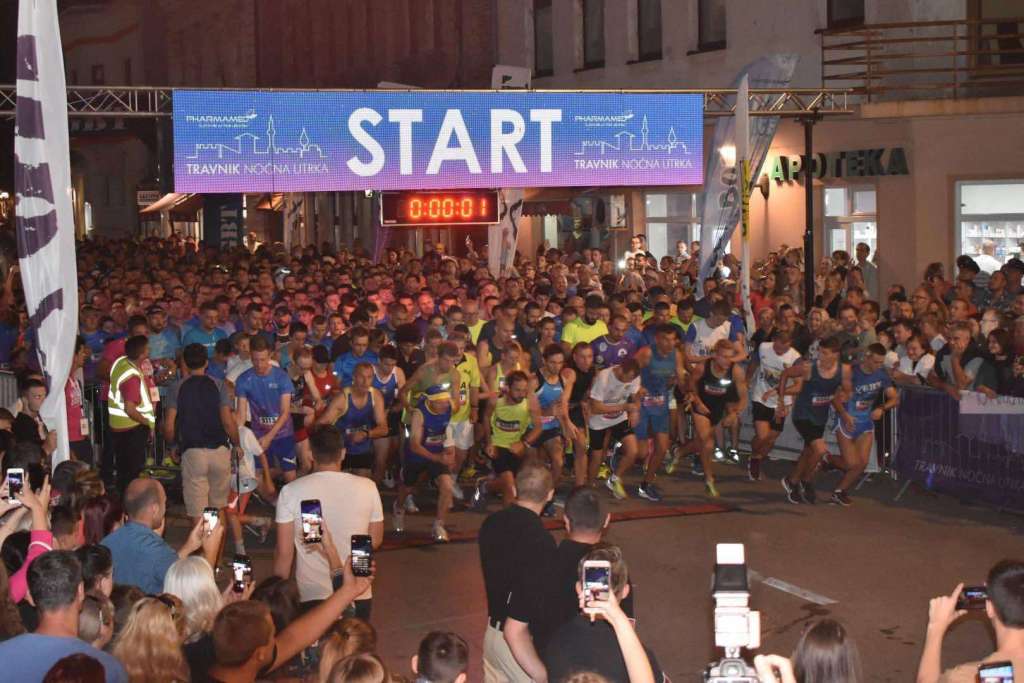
[108,335,155,495]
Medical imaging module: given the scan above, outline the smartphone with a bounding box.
[351,535,373,577]
[202,507,219,532]
[581,560,612,614]
[956,585,988,610]
[5,468,24,502]
[232,555,252,593]
[978,661,1013,683]
[300,499,323,544]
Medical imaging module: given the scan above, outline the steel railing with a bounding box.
[821,17,1024,102]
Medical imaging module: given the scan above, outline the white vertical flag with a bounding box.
[736,75,755,333]
[15,0,79,467]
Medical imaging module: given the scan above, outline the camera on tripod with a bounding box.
[704,543,762,683]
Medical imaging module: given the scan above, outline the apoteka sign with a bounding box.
[172,90,704,193]
[770,147,909,183]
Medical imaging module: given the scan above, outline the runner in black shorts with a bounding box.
[747,330,801,481]
[675,340,746,498]
[564,343,595,487]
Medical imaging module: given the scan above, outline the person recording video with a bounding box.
[916,559,1024,683]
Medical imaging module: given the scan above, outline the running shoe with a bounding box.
[664,445,682,475]
[597,461,612,481]
[403,495,420,513]
[713,447,725,462]
[830,489,852,507]
[692,456,705,478]
[451,484,465,502]
[747,457,762,481]
[381,471,396,489]
[392,501,405,533]
[819,452,839,473]
[471,478,489,510]
[799,481,817,505]
[728,447,741,465]
[432,520,450,543]
[705,480,720,498]
[637,482,663,502]
[606,474,628,500]
[781,477,802,505]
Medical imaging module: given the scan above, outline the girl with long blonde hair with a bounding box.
[111,596,190,683]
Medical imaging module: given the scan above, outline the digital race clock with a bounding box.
[380,190,499,227]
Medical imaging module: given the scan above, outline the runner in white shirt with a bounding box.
[587,359,643,500]
[746,330,802,481]
[687,309,731,363]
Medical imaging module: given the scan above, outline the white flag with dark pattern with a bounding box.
[15,0,78,465]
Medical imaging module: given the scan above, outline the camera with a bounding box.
[704,543,761,683]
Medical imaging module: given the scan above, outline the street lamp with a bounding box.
[718,144,737,168]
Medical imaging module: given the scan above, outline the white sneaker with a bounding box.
[404,495,420,513]
[392,501,405,533]
[432,520,450,543]
[451,484,465,502]
[382,471,396,489]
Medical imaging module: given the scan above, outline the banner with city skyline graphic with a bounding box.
[172,90,703,193]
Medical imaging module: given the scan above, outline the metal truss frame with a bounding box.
[0,85,851,118]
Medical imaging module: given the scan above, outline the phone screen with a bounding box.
[978,661,1013,683]
[203,507,219,529]
[232,555,252,592]
[351,535,372,577]
[956,586,987,610]
[300,500,323,544]
[6,469,24,497]
[583,564,611,605]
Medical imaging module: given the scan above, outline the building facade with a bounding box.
[496,0,1024,294]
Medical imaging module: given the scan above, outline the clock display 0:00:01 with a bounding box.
[407,195,487,221]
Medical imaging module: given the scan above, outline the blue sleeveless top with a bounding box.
[336,389,375,455]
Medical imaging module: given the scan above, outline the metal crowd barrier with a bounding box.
[891,385,1024,512]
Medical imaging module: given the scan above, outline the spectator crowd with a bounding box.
[0,227,1018,682]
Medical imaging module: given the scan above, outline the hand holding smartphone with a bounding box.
[202,507,219,535]
[232,554,252,593]
[955,585,987,610]
[301,499,323,544]
[350,535,373,577]
[581,560,612,616]
[4,468,24,506]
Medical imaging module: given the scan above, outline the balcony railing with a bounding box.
[821,18,1024,102]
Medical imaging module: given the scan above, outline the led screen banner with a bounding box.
[172,90,703,193]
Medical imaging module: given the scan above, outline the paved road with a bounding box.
[167,458,1022,682]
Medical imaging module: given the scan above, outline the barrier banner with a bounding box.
[895,387,1024,509]
[173,90,703,193]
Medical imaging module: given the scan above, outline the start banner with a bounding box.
[172,90,703,193]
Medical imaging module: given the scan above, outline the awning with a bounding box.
[521,200,574,217]
[139,192,203,221]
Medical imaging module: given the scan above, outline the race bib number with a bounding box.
[425,433,446,445]
[496,418,520,432]
[541,415,558,426]
[811,394,833,407]
[855,399,872,411]
[605,410,624,420]
[642,395,666,408]
[257,416,279,426]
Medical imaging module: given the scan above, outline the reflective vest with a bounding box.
[108,356,155,430]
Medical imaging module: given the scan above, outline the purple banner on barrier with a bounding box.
[895,387,1024,510]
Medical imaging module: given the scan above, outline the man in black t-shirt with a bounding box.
[478,464,556,683]
[532,487,610,656]
[544,545,663,683]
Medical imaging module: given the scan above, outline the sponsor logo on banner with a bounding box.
[959,391,1024,415]
[172,90,703,193]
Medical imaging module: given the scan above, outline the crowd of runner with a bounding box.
[0,228,1021,682]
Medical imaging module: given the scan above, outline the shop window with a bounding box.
[698,0,726,52]
[644,191,720,260]
[956,180,1024,266]
[824,186,877,259]
[534,0,553,77]
[637,0,662,61]
[582,0,605,69]
[827,0,864,29]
